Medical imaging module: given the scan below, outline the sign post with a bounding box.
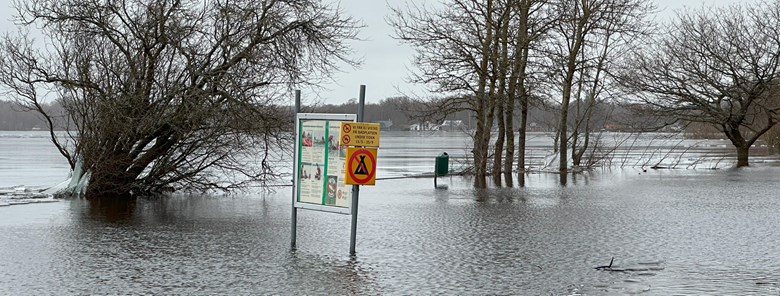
[291,90,300,249]
[349,85,366,256]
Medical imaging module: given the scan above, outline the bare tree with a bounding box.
[620,2,780,167]
[569,0,653,169]
[492,0,553,187]
[389,0,501,188]
[543,0,652,182]
[0,0,358,198]
[390,0,555,188]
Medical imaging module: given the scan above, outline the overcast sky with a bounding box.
[0,0,744,105]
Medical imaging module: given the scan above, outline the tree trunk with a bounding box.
[571,122,580,167]
[504,101,515,187]
[559,83,572,176]
[473,125,488,188]
[492,6,511,187]
[736,146,750,167]
[492,98,505,186]
[724,124,752,168]
[559,170,567,185]
[85,174,134,199]
[517,106,527,186]
[473,0,495,189]
[514,49,529,184]
[558,2,589,181]
[509,2,531,188]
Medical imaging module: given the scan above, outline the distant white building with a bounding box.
[409,121,436,131]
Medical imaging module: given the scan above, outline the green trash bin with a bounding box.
[435,152,449,177]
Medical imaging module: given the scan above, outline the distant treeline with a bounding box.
[1,97,462,131]
[310,96,653,132]
[0,100,64,131]
[309,97,474,131]
[0,96,654,132]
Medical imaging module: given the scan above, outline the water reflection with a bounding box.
[286,252,380,295]
[3,169,780,294]
[84,197,137,223]
[570,172,590,185]
[0,195,382,295]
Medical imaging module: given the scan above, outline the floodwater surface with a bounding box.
[1,131,780,295]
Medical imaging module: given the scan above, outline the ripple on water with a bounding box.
[2,169,780,294]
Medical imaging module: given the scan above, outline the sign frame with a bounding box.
[293,113,356,215]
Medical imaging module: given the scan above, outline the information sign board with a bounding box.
[293,113,356,214]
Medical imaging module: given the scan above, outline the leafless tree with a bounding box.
[619,2,780,167]
[0,0,359,198]
[568,0,653,169]
[390,0,556,188]
[542,0,652,183]
[500,0,552,187]
[389,0,502,188]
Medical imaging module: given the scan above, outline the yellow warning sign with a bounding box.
[344,147,377,185]
[339,122,380,147]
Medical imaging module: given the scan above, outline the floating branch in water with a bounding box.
[594,257,615,270]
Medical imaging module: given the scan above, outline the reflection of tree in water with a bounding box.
[84,198,138,223]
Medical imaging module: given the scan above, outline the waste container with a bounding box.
[435,152,449,177]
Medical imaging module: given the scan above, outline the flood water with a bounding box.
[2,131,780,295]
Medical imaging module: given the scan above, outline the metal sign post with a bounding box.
[291,90,300,249]
[349,85,366,256]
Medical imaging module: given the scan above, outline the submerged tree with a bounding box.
[497,0,552,187]
[389,0,552,188]
[620,2,780,167]
[567,0,652,170]
[0,0,358,198]
[389,0,501,188]
[543,0,652,181]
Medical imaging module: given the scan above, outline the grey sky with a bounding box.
[0,0,745,105]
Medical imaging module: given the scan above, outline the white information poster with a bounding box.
[294,114,356,214]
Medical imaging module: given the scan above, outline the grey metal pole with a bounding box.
[291,90,301,250]
[349,85,365,255]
